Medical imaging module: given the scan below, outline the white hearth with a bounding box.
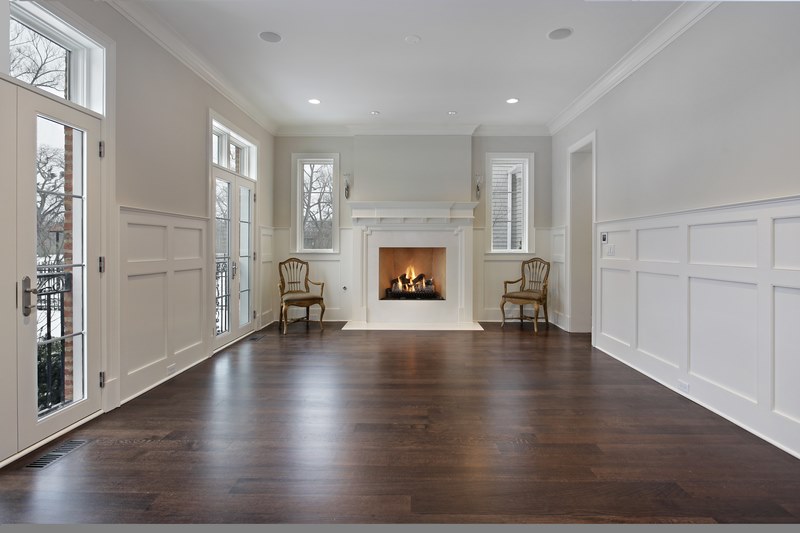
[344,201,481,330]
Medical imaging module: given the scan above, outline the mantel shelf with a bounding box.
[349,201,478,226]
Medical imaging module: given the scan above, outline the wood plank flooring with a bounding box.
[2,322,800,524]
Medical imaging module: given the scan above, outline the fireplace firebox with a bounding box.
[379,247,446,300]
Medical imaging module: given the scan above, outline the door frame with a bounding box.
[14,82,105,451]
[566,131,597,342]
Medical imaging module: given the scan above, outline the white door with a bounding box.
[0,79,103,457]
[213,170,256,350]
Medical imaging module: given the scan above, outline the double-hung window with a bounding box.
[487,153,533,253]
[292,153,340,253]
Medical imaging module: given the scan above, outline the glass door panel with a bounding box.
[213,171,255,350]
[214,178,231,336]
[17,87,101,450]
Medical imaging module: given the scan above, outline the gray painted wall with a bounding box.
[552,2,800,225]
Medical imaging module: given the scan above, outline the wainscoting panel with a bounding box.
[120,208,209,402]
[774,217,800,270]
[595,195,800,458]
[689,220,758,267]
[259,227,274,327]
[637,226,680,263]
[600,268,633,346]
[689,277,758,403]
[774,286,800,423]
[636,272,681,368]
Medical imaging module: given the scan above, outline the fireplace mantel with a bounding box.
[345,200,480,330]
[349,201,478,226]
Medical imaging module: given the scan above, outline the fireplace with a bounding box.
[346,201,480,329]
[379,247,446,300]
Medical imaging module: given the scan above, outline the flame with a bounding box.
[407,265,416,291]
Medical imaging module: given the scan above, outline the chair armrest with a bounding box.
[308,279,325,297]
[503,277,522,293]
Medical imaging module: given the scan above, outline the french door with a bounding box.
[213,169,256,350]
[0,78,102,460]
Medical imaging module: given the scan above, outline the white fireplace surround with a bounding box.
[343,201,482,330]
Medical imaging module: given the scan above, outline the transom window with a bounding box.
[6,2,105,114]
[211,121,255,179]
[487,153,533,253]
[292,153,340,253]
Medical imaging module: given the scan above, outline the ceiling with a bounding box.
[116,0,680,135]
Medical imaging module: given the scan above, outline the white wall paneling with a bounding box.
[774,217,800,270]
[549,227,567,329]
[259,226,274,327]
[594,195,800,458]
[272,227,352,322]
[120,208,209,402]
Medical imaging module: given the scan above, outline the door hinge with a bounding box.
[98,141,105,158]
[98,256,106,273]
[253,310,257,320]
[99,371,106,389]
[253,251,256,260]
[253,193,256,202]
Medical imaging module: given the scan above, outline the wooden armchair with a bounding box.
[278,258,326,334]
[500,257,550,333]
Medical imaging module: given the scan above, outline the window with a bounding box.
[211,120,255,179]
[7,2,105,113]
[292,153,340,253]
[487,153,533,253]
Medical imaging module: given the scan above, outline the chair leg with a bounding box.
[306,307,310,329]
[500,299,506,327]
[533,302,540,334]
[282,304,289,335]
[319,302,325,331]
[519,305,524,327]
[544,302,549,329]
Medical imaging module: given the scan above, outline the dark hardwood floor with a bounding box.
[2,322,800,524]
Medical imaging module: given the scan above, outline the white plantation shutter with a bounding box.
[491,160,525,251]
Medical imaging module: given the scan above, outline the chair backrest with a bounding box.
[521,258,550,293]
[279,258,309,295]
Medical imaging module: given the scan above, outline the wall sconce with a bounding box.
[343,173,352,199]
[474,174,483,200]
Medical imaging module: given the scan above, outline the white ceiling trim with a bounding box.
[473,125,550,137]
[276,124,481,137]
[546,1,721,135]
[104,0,279,135]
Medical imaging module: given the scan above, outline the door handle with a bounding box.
[21,276,38,317]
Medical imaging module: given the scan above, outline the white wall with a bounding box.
[569,150,593,333]
[551,3,800,456]
[552,2,800,226]
[354,135,471,202]
[595,197,800,457]
[471,136,553,322]
[63,0,275,404]
[274,134,554,324]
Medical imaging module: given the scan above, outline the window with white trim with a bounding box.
[7,2,105,113]
[211,120,256,179]
[292,153,339,253]
[487,153,532,253]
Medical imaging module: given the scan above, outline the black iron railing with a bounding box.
[36,269,72,413]
[215,258,230,335]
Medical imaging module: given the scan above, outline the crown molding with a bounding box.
[473,124,550,137]
[546,1,721,135]
[348,124,479,136]
[104,0,279,135]
[275,125,354,137]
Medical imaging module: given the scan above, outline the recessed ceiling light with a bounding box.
[370,110,381,115]
[308,98,321,105]
[448,111,458,116]
[548,27,573,40]
[259,31,282,43]
[506,98,519,104]
[404,34,422,45]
